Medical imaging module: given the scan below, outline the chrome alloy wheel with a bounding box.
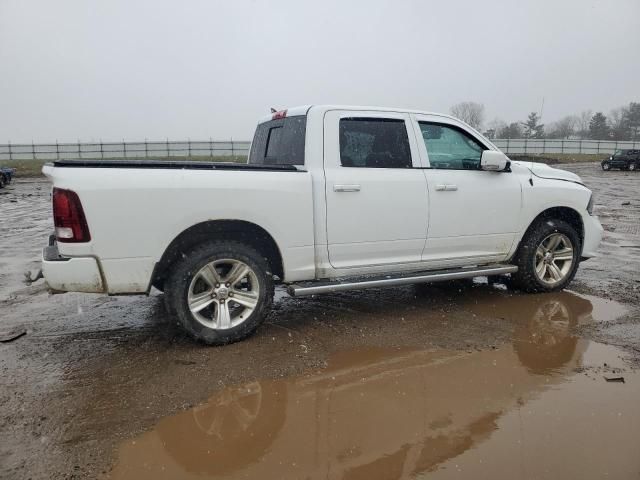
[187,259,260,330]
[534,233,574,286]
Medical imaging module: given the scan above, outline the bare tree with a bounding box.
[627,102,640,141]
[547,115,578,139]
[576,110,593,139]
[449,101,485,130]
[609,107,629,140]
[484,118,506,139]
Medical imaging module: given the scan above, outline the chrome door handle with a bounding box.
[334,184,361,192]
[435,184,458,191]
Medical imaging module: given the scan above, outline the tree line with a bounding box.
[449,101,640,141]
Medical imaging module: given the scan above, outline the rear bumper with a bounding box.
[42,237,105,293]
[582,214,603,258]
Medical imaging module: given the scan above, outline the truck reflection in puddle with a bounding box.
[108,291,633,479]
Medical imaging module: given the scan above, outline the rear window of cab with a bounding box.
[249,116,306,166]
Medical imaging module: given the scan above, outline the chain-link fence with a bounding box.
[493,138,639,155]
[0,140,251,161]
[2,138,639,162]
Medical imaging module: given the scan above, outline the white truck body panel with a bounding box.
[41,105,603,295]
[43,166,316,293]
[322,110,428,268]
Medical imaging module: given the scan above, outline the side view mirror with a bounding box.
[480,150,510,172]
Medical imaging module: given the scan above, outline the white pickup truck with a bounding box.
[42,105,603,344]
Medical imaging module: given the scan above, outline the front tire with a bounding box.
[164,241,274,345]
[601,162,610,171]
[511,219,581,293]
[629,163,637,171]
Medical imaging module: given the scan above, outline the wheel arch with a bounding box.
[513,206,584,258]
[151,220,285,291]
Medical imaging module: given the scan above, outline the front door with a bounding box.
[323,110,428,269]
[411,114,522,265]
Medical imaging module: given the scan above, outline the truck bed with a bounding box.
[50,159,301,172]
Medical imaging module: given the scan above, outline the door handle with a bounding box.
[334,184,361,192]
[435,184,458,191]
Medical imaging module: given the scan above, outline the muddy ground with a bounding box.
[0,163,639,479]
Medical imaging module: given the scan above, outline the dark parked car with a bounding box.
[601,149,640,171]
[0,167,16,188]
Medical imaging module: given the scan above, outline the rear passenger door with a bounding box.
[323,110,428,269]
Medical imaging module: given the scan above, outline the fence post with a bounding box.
[231,137,235,158]
[506,138,510,154]
[78,139,82,159]
[579,139,582,154]
[145,139,148,158]
[8,141,12,161]
[209,137,213,159]
[100,140,104,159]
[123,140,127,159]
[55,140,60,160]
[561,139,564,154]
[32,140,36,161]
[166,138,170,158]
[188,139,191,158]
[597,140,600,154]
[524,138,528,154]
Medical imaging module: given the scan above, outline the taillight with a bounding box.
[52,188,91,243]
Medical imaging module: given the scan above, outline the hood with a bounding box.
[511,161,583,184]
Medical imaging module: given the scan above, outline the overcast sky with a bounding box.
[1,0,639,142]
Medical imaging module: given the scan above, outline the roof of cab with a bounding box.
[255,105,498,151]
[257,105,461,125]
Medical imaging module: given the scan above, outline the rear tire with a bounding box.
[511,219,581,293]
[629,163,637,171]
[164,241,274,345]
[601,162,610,171]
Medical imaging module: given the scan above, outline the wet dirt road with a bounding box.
[1,163,639,479]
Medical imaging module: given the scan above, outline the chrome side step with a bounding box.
[287,264,517,297]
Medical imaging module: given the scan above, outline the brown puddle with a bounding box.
[107,291,639,480]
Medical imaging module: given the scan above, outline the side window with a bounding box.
[419,122,487,170]
[339,118,412,168]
